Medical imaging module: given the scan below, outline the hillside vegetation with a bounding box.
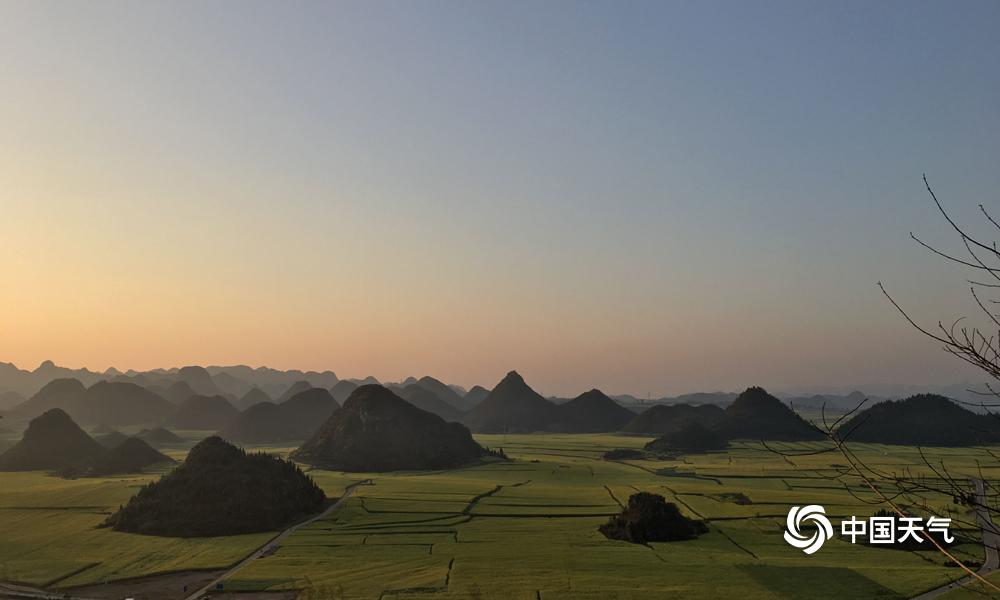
[106,436,326,536]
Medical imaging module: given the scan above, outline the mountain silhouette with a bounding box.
[166,395,240,430]
[645,422,728,454]
[0,362,342,401]
[412,376,469,411]
[838,394,999,446]
[176,366,221,396]
[88,437,174,476]
[75,382,174,427]
[548,389,635,433]
[722,386,823,441]
[622,387,821,441]
[136,427,184,446]
[293,385,485,471]
[398,384,464,421]
[668,391,738,406]
[8,378,86,418]
[283,387,338,417]
[205,365,338,395]
[210,371,253,397]
[10,379,173,427]
[462,371,558,433]
[105,436,325,536]
[463,385,490,407]
[218,402,282,443]
[95,430,130,449]
[277,380,314,403]
[220,388,338,443]
[330,380,359,403]
[0,408,105,471]
[622,404,727,434]
[785,390,873,413]
[0,391,24,410]
[162,380,198,404]
[236,387,272,411]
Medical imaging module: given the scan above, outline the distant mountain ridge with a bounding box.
[276,381,315,403]
[463,385,490,407]
[0,409,173,476]
[88,437,174,476]
[0,361,104,397]
[622,403,727,434]
[623,386,822,442]
[3,359,989,417]
[165,395,240,430]
[411,376,471,411]
[397,384,465,422]
[235,387,272,411]
[462,372,635,434]
[8,379,174,427]
[0,361,341,405]
[219,388,339,443]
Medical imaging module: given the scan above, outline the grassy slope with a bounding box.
[0,431,994,598]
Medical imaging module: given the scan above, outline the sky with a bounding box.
[2,1,1000,396]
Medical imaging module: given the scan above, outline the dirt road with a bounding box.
[182,479,371,600]
[911,478,998,599]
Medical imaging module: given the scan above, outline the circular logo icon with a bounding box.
[784,505,833,555]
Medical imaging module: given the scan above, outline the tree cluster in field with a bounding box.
[483,446,508,459]
[599,492,708,544]
[717,492,752,505]
[105,436,326,537]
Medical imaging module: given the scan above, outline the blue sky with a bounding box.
[2,1,999,395]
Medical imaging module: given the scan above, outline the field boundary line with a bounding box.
[181,478,371,600]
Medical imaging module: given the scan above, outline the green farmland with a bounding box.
[0,432,995,599]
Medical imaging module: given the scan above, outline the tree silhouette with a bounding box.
[768,176,1000,593]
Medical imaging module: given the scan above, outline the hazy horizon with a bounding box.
[3,1,999,396]
[0,357,990,401]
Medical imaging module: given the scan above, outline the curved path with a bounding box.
[911,478,999,599]
[182,479,371,600]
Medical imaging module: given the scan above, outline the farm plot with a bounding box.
[222,436,984,599]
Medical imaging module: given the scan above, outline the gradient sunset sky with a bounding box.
[2,1,999,396]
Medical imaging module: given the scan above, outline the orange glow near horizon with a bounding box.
[1,2,994,396]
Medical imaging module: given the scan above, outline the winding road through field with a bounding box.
[910,478,999,600]
[181,479,371,600]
